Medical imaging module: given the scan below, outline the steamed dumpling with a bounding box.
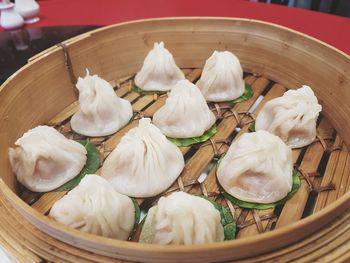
[255,85,322,148]
[153,79,216,138]
[49,174,135,240]
[217,131,293,204]
[8,125,87,192]
[71,70,133,137]
[196,51,245,102]
[101,118,185,197]
[134,42,185,92]
[140,192,224,244]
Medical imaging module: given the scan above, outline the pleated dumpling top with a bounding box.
[50,174,135,240]
[101,118,185,198]
[217,131,293,204]
[196,50,245,102]
[8,125,87,192]
[134,42,185,92]
[255,85,322,148]
[153,79,216,138]
[140,192,224,245]
[71,70,133,137]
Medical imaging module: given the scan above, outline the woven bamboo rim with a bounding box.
[0,18,349,262]
[0,189,348,262]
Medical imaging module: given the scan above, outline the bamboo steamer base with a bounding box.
[0,18,350,262]
[0,189,348,263]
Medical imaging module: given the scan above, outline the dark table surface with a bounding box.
[0,26,99,84]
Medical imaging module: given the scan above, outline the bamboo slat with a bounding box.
[203,166,220,195]
[276,118,334,228]
[143,96,167,117]
[123,91,140,103]
[313,136,345,212]
[32,192,66,215]
[322,142,349,205]
[236,209,350,263]
[47,101,79,126]
[342,155,350,194]
[132,95,155,112]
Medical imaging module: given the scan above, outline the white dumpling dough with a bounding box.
[101,118,185,198]
[8,126,87,192]
[71,70,133,137]
[140,192,224,245]
[255,85,322,148]
[217,130,293,204]
[153,79,216,138]
[49,174,135,240]
[134,42,185,92]
[196,50,245,102]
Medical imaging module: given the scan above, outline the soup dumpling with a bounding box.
[196,50,245,102]
[134,42,185,92]
[140,191,224,245]
[8,125,87,192]
[101,118,185,198]
[153,79,216,138]
[71,70,133,137]
[255,85,322,148]
[217,131,293,204]
[50,174,135,240]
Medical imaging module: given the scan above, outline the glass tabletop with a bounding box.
[0,25,100,84]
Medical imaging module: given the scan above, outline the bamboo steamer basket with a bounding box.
[0,18,349,262]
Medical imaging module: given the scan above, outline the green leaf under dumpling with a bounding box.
[249,121,256,132]
[198,195,236,240]
[132,79,168,95]
[132,198,141,230]
[167,124,217,147]
[54,140,100,191]
[221,170,301,210]
[231,83,253,104]
[139,206,157,244]
[128,198,142,240]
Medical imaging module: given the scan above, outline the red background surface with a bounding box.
[7,0,350,54]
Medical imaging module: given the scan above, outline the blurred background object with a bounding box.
[0,2,24,30]
[0,26,97,83]
[14,0,40,24]
[0,0,13,8]
[0,0,40,31]
[250,0,350,17]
